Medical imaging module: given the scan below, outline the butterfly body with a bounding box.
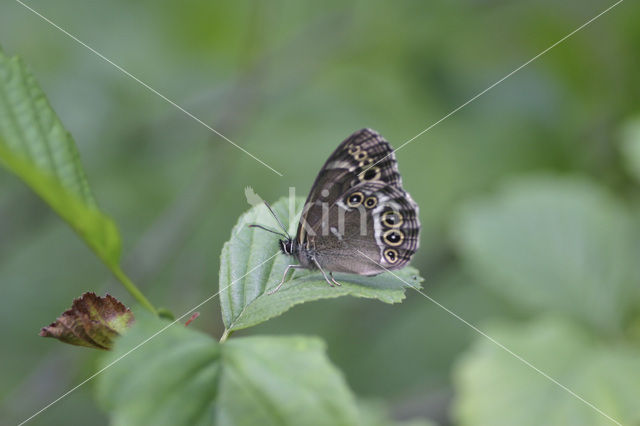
[267,128,420,292]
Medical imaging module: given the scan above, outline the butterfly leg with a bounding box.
[329,272,342,287]
[268,264,303,295]
[311,257,336,288]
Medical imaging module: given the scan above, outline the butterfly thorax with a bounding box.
[279,238,320,270]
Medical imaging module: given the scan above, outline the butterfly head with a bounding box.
[279,238,297,256]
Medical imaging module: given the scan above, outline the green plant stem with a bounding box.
[219,329,233,343]
[111,265,158,315]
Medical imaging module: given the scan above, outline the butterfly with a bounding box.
[251,128,420,294]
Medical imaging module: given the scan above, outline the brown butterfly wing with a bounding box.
[302,181,419,275]
[296,128,404,245]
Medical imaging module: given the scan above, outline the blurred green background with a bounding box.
[1,0,639,424]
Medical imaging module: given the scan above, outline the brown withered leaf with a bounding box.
[40,292,134,350]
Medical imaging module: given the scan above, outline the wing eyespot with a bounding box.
[384,248,399,264]
[383,229,404,246]
[359,158,374,167]
[381,210,403,228]
[354,151,368,161]
[364,196,377,209]
[346,191,364,207]
[360,167,381,182]
[347,144,361,155]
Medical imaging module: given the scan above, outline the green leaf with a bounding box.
[453,175,638,333]
[0,47,156,313]
[219,197,423,332]
[620,116,640,183]
[98,314,360,426]
[218,336,359,425]
[453,316,640,426]
[0,48,95,204]
[97,314,220,426]
[0,47,120,267]
[0,142,121,264]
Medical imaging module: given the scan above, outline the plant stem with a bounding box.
[219,329,233,343]
[111,265,158,315]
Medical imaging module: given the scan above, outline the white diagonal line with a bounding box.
[362,0,624,176]
[355,249,622,426]
[15,0,283,177]
[17,251,280,426]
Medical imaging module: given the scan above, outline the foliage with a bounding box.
[219,198,422,334]
[454,317,640,426]
[453,176,638,333]
[451,176,640,425]
[94,198,427,425]
[98,314,360,426]
[0,47,156,314]
[0,45,427,424]
[0,48,120,268]
[620,116,640,183]
[2,1,640,425]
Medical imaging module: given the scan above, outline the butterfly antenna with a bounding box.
[262,200,291,239]
[248,224,288,239]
